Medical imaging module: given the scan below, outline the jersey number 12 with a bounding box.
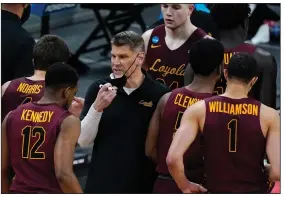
[22,126,46,159]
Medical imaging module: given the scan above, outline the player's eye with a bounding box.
[162,4,168,8]
[172,5,181,10]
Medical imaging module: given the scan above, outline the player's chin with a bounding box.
[164,23,177,29]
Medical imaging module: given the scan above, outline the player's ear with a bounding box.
[223,69,229,80]
[249,77,258,87]
[187,4,194,15]
[63,87,71,99]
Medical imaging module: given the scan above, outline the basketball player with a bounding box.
[143,4,209,90]
[1,63,83,193]
[2,34,71,121]
[185,4,277,109]
[167,53,280,193]
[145,39,224,193]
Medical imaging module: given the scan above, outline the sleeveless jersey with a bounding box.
[214,43,257,95]
[202,96,273,193]
[145,25,207,90]
[2,77,45,121]
[156,87,212,183]
[6,102,71,193]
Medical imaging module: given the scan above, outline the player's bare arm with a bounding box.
[54,115,83,193]
[184,63,194,86]
[166,101,207,193]
[261,104,280,181]
[142,29,153,54]
[1,112,11,193]
[1,81,11,97]
[146,92,171,162]
[254,48,277,109]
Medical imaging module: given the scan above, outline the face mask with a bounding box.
[21,4,31,24]
[111,53,139,88]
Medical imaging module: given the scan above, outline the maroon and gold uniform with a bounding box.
[154,87,212,193]
[145,25,207,90]
[202,96,273,193]
[2,77,45,121]
[6,102,71,193]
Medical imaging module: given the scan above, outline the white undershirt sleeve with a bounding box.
[78,104,102,147]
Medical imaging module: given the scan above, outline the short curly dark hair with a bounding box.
[227,53,259,83]
[189,38,224,76]
[210,4,251,30]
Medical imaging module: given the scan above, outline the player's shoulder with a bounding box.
[254,47,272,57]
[142,28,154,38]
[142,28,154,48]
[62,114,80,124]
[253,47,276,71]
[260,103,279,122]
[60,114,81,133]
[143,24,165,41]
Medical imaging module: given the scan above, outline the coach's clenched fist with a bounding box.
[93,83,117,112]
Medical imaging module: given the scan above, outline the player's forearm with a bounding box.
[1,171,10,193]
[146,147,157,163]
[167,156,189,191]
[265,164,280,181]
[78,104,102,147]
[57,173,83,193]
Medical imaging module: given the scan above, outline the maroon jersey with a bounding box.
[202,96,273,193]
[156,87,212,183]
[214,43,257,95]
[145,25,207,90]
[6,102,71,193]
[2,77,45,121]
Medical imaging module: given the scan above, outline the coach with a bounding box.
[78,31,169,193]
[2,4,35,85]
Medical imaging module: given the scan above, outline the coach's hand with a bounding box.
[93,83,117,112]
[182,182,207,193]
[69,97,85,117]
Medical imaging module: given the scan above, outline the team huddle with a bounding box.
[1,4,280,194]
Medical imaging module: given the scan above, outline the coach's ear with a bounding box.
[224,69,229,81]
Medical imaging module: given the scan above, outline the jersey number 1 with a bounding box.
[22,126,46,159]
[228,119,237,152]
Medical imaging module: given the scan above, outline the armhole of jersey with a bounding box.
[257,102,265,138]
[202,99,210,134]
[161,92,172,119]
[56,111,72,137]
[4,110,15,144]
[146,25,165,52]
[146,27,156,53]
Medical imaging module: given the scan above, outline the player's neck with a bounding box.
[26,70,46,81]
[165,21,197,40]
[186,76,216,94]
[125,68,144,89]
[220,27,245,48]
[38,92,63,106]
[223,82,249,99]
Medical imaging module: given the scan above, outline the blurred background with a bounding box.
[6,3,282,189]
